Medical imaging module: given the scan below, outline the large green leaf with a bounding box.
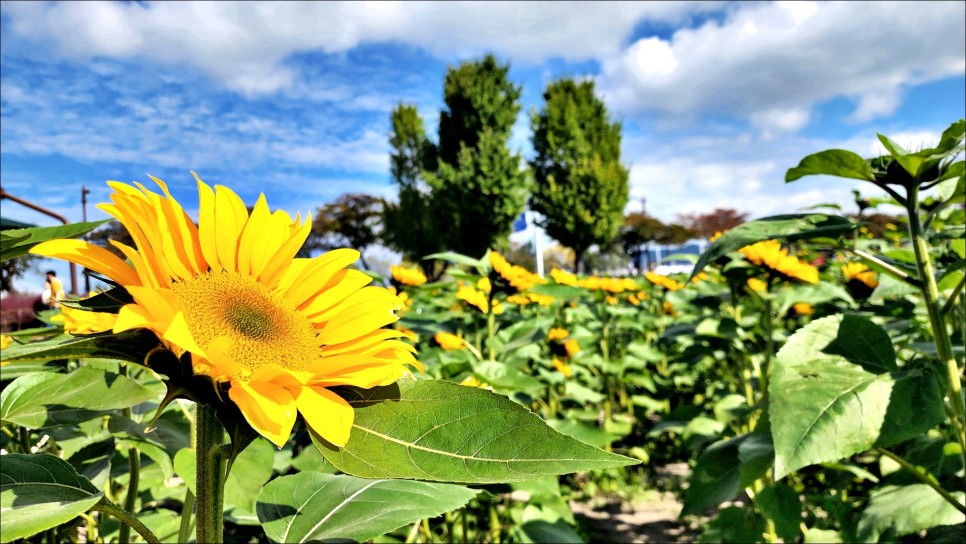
[691,214,856,277]
[857,484,966,542]
[0,221,107,261]
[755,482,803,542]
[0,367,157,429]
[681,435,744,516]
[770,314,945,479]
[0,329,161,366]
[315,380,637,483]
[785,149,876,184]
[255,472,478,543]
[0,454,103,543]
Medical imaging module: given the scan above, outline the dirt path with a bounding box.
[570,464,702,543]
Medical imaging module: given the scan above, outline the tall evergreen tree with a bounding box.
[428,54,529,258]
[382,103,444,278]
[530,78,629,272]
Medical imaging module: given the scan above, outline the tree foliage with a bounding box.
[382,104,446,279]
[384,55,529,270]
[428,54,529,258]
[677,208,748,239]
[619,212,696,270]
[530,78,629,272]
[305,193,384,270]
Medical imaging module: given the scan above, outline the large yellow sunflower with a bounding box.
[30,175,420,448]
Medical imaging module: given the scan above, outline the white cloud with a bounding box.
[0,1,725,95]
[599,1,966,133]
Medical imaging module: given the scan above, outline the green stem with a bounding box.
[178,489,195,544]
[941,273,966,316]
[196,403,226,544]
[17,426,30,453]
[876,448,966,515]
[118,446,140,544]
[92,499,161,544]
[906,187,966,463]
[847,247,920,287]
[488,503,500,543]
[485,287,496,361]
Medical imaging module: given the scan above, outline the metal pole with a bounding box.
[81,186,91,294]
[0,188,78,295]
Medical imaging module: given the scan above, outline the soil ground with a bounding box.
[570,463,704,544]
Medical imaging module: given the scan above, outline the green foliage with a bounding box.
[256,472,478,543]
[304,193,384,267]
[770,314,945,479]
[0,220,107,262]
[383,103,445,278]
[385,56,528,268]
[313,380,637,483]
[428,55,529,257]
[0,453,103,542]
[530,78,629,271]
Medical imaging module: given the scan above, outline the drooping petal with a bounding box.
[30,240,141,286]
[228,380,297,448]
[294,385,354,447]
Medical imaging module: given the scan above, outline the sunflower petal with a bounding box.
[295,385,354,447]
[228,381,297,448]
[30,239,141,286]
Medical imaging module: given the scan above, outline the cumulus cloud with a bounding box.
[0,1,723,96]
[598,1,966,134]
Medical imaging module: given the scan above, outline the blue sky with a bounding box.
[1,1,964,292]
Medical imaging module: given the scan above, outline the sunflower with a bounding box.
[645,272,685,291]
[738,240,818,284]
[550,268,578,286]
[31,175,420,448]
[551,357,573,378]
[390,265,427,287]
[434,331,464,351]
[842,261,878,299]
[51,304,118,335]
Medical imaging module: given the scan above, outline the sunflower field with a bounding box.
[0,121,963,543]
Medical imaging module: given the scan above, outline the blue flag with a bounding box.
[512,212,527,232]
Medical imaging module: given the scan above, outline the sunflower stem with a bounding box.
[196,403,226,544]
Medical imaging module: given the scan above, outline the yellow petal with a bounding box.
[195,174,222,271]
[316,287,398,344]
[30,240,141,287]
[228,380,297,448]
[281,249,360,309]
[237,194,270,277]
[295,385,354,447]
[300,270,372,318]
[213,185,248,271]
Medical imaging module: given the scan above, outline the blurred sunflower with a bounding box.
[489,251,543,292]
[550,268,578,286]
[390,265,427,287]
[552,357,573,378]
[739,240,818,284]
[645,272,685,291]
[842,261,878,299]
[31,175,420,448]
[434,331,464,351]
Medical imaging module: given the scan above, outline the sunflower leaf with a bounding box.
[0,329,160,366]
[256,472,478,543]
[0,221,108,261]
[314,379,637,483]
[0,453,103,542]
